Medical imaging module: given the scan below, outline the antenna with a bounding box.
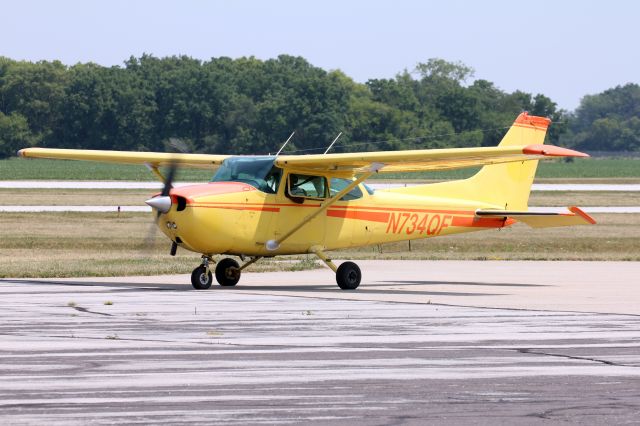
[275,131,295,156]
[323,132,343,154]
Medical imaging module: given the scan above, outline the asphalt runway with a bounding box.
[2,260,640,424]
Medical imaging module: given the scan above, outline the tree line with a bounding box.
[0,54,638,158]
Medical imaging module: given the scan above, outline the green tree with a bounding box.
[0,112,34,158]
[565,83,640,151]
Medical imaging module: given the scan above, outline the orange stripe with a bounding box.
[513,123,547,131]
[569,206,597,224]
[330,205,476,215]
[188,200,321,208]
[514,112,551,129]
[190,205,280,212]
[327,209,390,223]
[452,216,515,228]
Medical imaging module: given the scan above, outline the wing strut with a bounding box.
[145,163,166,182]
[265,163,383,251]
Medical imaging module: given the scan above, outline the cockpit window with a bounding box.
[288,174,327,199]
[211,156,281,194]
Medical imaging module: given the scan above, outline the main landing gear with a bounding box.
[311,246,361,290]
[191,255,262,290]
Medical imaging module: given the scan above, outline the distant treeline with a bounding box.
[0,55,638,158]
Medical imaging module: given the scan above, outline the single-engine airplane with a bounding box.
[18,112,595,290]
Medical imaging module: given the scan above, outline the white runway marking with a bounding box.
[0,205,151,212]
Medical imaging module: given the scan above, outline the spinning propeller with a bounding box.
[143,139,186,254]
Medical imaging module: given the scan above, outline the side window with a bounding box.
[330,178,363,201]
[287,174,327,199]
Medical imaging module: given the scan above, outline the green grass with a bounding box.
[1,158,213,181]
[1,157,639,181]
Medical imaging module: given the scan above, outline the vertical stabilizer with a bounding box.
[388,112,552,210]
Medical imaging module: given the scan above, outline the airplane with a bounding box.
[18,112,595,290]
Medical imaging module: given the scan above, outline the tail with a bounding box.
[390,112,551,210]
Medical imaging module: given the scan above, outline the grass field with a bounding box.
[2,157,639,181]
[1,211,637,278]
[0,212,321,278]
[1,188,637,207]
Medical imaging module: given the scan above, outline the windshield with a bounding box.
[211,156,281,193]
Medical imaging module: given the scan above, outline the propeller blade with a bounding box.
[161,161,178,197]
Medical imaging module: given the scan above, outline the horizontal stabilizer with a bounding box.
[476,206,596,228]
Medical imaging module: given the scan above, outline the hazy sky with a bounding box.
[2,0,638,110]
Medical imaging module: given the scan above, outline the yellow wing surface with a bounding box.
[18,144,586,175]
[18,113,587,175]
[276,144,586,174]
[18,148,229,170]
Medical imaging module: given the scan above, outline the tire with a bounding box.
[336,261,361,290]
[191,266,213,290]
[215,258,241,287]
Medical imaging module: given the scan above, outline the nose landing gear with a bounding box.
[190,255,263,289]
[191,256,213,290]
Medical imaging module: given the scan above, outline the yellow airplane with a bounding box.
[19,112,595,290]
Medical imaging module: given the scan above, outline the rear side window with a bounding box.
[330,178,363,201]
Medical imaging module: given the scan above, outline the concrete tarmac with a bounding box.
[2,260,640,424]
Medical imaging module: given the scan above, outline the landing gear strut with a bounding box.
[310,246,361,290]
[191,256,213,290]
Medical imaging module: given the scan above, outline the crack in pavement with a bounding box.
[72,306,113,316]
[517,348,638,368]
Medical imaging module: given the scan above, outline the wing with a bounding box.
[18,148,229,170]
[275,144,588,175]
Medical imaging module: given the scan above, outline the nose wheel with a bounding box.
[191,265,213,290]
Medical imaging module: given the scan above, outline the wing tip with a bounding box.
[523,144,589,158]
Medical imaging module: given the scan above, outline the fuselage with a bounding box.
[156,172,512,257]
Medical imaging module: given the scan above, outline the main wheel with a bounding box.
[336,261,361,290]
[191,266,213,290]
[215,258,241,287]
